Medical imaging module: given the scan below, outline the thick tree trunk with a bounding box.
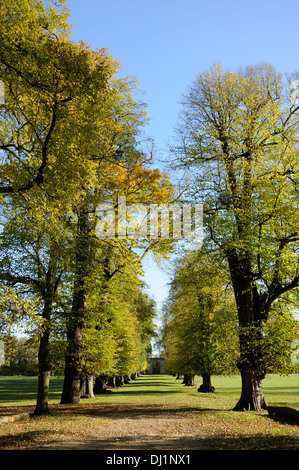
[80,377,87,397]
[233,370,267,411]
[107,376,117,388]
[228,253,268,411]
[34,261,57,416]
[34,325,51,415]
[234,325,268,410]
[60,321,83,404]
[87,376,95,398]
[34,330,51,415]
[116,376,125,387]
[80,375,95,398]
[183,373,195,386]
[60,208,89,405]
[94,375,108,394]
[198,373,215,393]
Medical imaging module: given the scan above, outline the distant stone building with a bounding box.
[147,357,166,374]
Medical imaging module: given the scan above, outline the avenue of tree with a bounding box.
[0,0,172,414]
[1,1,299,415]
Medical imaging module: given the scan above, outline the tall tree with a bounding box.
[60,163,173,404]
[0,195,71,414]
[59,73,174,403]
[162,251,238,390]
[172,63,299,410]
[0,0,120,412]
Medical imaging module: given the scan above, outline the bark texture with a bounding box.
[198,373,215,393]
[60,209,89,404]
[182,374,195,386]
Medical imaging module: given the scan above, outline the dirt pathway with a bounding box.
[32,403,213,450]
[2,375,299,452]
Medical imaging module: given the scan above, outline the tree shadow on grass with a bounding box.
[50,403,219,420]
[106,389,189,396]
[0,430,59,449]
[0,405,34,416]
[89,433,299,450]
[117,382,186,390]
[21,433,299,451]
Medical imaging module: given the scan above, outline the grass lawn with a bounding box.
[0,373,299,450]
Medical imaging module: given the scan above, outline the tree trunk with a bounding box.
[183,373,195,386]
[87,376,95,398]
[60,321,83,404]
[80,375,95,398]
[34,325,51,415]
[116,376,124,387]
[233,370,267,411]
[60,208,89,405]
[198,373,215,393]
[93,375,108,394]
[228,253,268,410]
[107,376,117,388]
[34,257,58,416]
[34,331,51,415]
[80,376,87,397]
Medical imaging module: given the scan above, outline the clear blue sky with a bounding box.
[66,0,299,318]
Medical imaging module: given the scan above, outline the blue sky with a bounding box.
[66,0,299,323]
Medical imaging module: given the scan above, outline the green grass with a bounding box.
[0,373,299,414]
[2,373,298,408]
[0,376,63,408]
[0,373,299,450]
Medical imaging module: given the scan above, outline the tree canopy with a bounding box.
[162,251,239,388]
